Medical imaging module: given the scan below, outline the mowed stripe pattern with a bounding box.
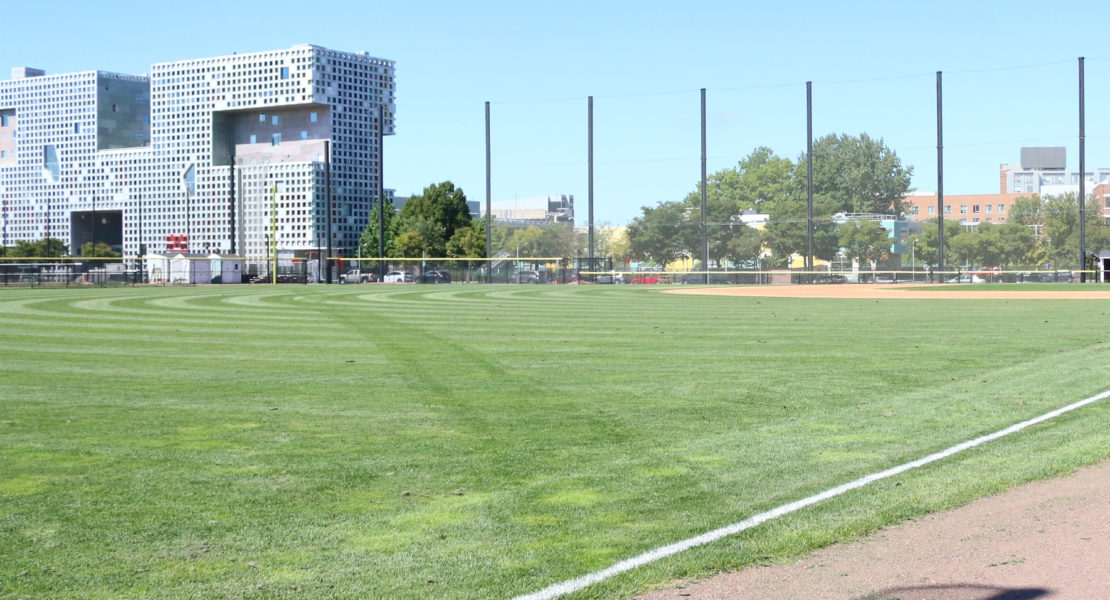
[1,285,1108,600]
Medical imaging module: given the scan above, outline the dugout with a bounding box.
[1098,251,1110,283]
[207,254,243,284]
[145,253,212,284]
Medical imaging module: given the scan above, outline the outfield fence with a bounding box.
[1,257,1097,287]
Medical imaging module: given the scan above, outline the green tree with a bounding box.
[1042,193,1084,267]
[504,225,544,258]
[997,222,1036,267]
[735,147,798,209]
[1005,196,1043,227]
[534,223,576,259]
[397,181,472,257]
[9,238,67,257]
[805,133,913,215]
[908,219,965,268]
[724,226,766,267]
[358,198,401,258]
[682,148,799,266]
[391,216,446,259]
[837,220,890,265]
[595,226,631,264]
[627,201,694,269]
[763,217,839,267]
[80,241,120,258]
[445,219,487,258]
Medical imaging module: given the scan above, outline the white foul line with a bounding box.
[510,389,1110,600]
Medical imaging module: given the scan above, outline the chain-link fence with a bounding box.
[0,257,1091,287]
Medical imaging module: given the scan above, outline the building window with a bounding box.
[928,205,935,215]
[944,206,951,215]
[281,67,290,79]
[272,133,281,146]
[972,204,980,213]
[300,131,308,140]
[310,112,317,123]
[960,205,968,214]
[259,114,266,122]
[0,114,7,126]
[0,150,5,159]
[112,104,118,113]
[43,145,60,182]
[272,115,279,125]
[250,134,257,144]
[998,204,1005,212]
[985,204,992,213]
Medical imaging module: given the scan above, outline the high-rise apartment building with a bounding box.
[1000,147,1110,196]
[0,44,395,259]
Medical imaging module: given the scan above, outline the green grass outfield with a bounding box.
[2,284,1109,599]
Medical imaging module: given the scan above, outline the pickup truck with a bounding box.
[340,269,375,284]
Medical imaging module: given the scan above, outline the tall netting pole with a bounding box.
[379,104,386,283]
[588,96,595,277]
[1079,57,1086,282]
[806,82,814,273]
[325,140,333,284]
[701,88,708,284]
[936,72,945,272]
[485,101,492,282]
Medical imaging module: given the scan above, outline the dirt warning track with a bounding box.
[665,283,1110,300]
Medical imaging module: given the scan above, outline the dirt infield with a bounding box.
[637,460,1110,599]
[664,283,1110,300]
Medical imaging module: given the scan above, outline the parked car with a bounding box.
[340,269,376,284]
[1018,271,1070,283]
[629,274,662,284]
[595,273,624,284]
[418,269,451,284]
[946,274,985,283]
[516,270,540,284]
[383,271,412,283]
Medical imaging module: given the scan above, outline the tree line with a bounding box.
[626,133,1110,270]
[357,181,617,261]
[913,193,1110,269]
[627,134,914,269]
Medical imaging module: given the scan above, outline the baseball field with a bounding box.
[2,283,1108,599]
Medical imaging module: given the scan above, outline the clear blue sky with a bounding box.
[5,0,1108,224]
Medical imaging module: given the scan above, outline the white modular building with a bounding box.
[0,44,395,261]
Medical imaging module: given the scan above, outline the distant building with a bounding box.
[903,192,1026,226]
[483,194,573,225]
[1,44,395,258]
[1094,183,1110,222]
[1000,147,1110,196]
